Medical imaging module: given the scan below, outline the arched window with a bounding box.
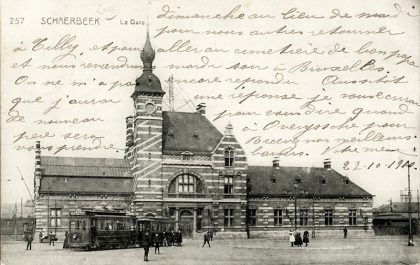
[168,174,204,194]
[224,147,234,167]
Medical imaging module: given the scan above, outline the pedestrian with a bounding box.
[245,226,250,239]
[202,231,210,247]
[178,229,183,246]
[171,231,175,247]
[343,227,348,238]
[162,232,168,247]
[289,229,295,247]
[39,231,43,243]
[175,230,179,246]
[303,230,309,247]
[295,232,303,247]
[48,231,54,246]
[209,230,213,241]
[143,231,151,262]
[154,234,160,254]
[26,232,33,250]
[63,231,69,249]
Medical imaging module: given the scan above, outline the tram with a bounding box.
[68,209,176,250]
[137,216,175,245]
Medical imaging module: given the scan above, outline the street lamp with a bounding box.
[407,162,414,246]
[294,182,298,231]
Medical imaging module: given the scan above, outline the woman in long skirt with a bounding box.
[289,229,295,247]
[303,230,310,247]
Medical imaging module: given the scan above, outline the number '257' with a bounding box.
[10,17,24,24]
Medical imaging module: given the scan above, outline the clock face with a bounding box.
[145,103,156,115]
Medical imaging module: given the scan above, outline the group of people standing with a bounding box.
[202,230,214,247]
[289,229,310,247]
[142,229,183,262]
[161,230,183,247]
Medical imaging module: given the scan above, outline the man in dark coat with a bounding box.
[26,232,33,250]
[143,232,151,261]
[177,229,183,246]
[202,231,210,247]
[48,231,54,246]
[153,234,160,254]
[343,227,348,238]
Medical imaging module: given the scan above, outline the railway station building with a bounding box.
[33,32,374,240]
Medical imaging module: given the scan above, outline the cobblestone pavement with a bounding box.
[1,236,419,265]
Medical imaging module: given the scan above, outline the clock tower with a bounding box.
[130,30,165,217]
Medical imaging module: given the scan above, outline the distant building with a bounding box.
[1,200,34,241]
[373,201,419,235]
[33,31,374,240]
[247,160,373,238]
[33,155,133,238]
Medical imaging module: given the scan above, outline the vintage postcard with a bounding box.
[1,0,419,264]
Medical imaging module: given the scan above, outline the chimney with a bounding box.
[272,157,280,169]
[323,158,331,170]
[196,103,206,115]
[34,141,41,199]
[225,122,233,136]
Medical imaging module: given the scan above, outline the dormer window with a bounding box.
[224,147,234,167]
[295,176,301,184]
[344,177,350,184]
[181,151,193,161]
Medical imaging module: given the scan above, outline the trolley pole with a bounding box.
[407,163,414,246]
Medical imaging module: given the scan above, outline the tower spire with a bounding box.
[140,27,155,72]
[132,27,165,98]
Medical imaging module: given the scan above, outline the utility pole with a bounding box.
[417,190,419,227]
[407,162,414,246]
[312,183,316,238]
[14,203,17,241]
[47,184,50,234]
[17,166,35,235]
[294,182,298,231]
[54,200,57,235]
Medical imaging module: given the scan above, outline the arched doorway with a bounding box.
[179,209,193,238]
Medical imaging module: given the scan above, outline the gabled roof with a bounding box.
[374,202,420,213]
[40,156,131,177]
[39,176,133,194]
[247,166,372,198]
[162,111,223,155]
[39,156,132,194]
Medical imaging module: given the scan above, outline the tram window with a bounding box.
[70,221,76,230]
[105,221,113,231]
[98,220,104,230]
[82,220,86,230]
[116,220,124,231]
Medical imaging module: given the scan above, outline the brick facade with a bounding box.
[33,32,374,240]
